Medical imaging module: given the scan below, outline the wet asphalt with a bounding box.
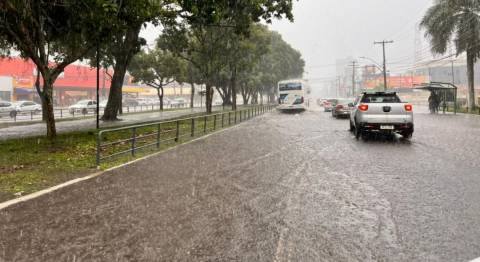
[1,106,480,261]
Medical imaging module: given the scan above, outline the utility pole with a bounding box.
[336,77,340,97]
[350,61,357,97]
[374,40,393,90]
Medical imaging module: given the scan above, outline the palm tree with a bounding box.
[421,0,480,112]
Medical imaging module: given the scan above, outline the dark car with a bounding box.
[332,98,355,118]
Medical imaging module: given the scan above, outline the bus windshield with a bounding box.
[279,83,302,91]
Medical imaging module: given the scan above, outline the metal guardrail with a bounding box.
[96,104,276,166]
[1,104,193,123]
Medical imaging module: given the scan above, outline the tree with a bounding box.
[129,49,186,110]
[258,30,305,102]
[162,0,296,113]
[421,0,480,112]
[100,0,176,121]
[161,25,231,113]
[0,0,114,138]
[185,63,203,108]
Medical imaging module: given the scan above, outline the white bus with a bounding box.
[277,79,310,111]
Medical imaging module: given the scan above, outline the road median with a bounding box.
[0,105,274,202]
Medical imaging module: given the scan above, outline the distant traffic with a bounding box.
[318,91,414,140]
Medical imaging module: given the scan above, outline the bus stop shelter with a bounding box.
[414,82,458,114]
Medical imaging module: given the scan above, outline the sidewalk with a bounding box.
[0,107,223,140]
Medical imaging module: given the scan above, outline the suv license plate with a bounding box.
[380,125,394,130]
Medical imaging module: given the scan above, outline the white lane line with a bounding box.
[274,227,289,262]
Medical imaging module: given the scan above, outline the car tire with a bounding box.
[34,109,40,114]
[82,108,88,115]
[401,130,413,139]
[349,120,355,132]
[354,122,362,140]
[9,111,17,118]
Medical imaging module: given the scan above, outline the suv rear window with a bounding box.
[361,94,401,103]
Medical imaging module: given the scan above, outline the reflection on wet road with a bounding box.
[1,106,480,261]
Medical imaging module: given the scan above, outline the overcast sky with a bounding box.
[141,0,434,84]
[268,0,433,82]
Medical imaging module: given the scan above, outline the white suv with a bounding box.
[69,100,97,115]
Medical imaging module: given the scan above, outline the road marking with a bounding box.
[0,119,257,211]
[0,171,103,210]
[274,227,289,262]
[470,258,480,262]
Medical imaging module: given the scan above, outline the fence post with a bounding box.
[30,111,33,120]
[60,109,63,118]
[175,120,180,142]
[203,116,207,133]
[191,118,195,137]
[213,115,217,130]
[229,112,231,125]
[221,113,224,128]
[131,127,136,156]
[234,111,237,124]
[127,106,130,113]
[157,123,161,148]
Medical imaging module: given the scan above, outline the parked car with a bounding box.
[0,100,16,118]
[332,98,355,118]
[350,92,414,139]
[99,100,108,108]
[137,98,156,106]
[13,101,42,115]
[69,100,97,114]
[123,98,139,107]
[170,98,187,108]
[323,99,337,112]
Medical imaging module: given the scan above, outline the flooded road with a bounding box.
[1,106,480,261]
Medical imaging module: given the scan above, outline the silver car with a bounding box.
[0,100,16,118]
[350,92,414,139]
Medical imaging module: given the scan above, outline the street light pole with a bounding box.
[350,61,357,97]
[96,43,100,129]
[374,40,393,91]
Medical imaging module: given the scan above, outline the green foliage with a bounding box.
[420,0,480,58]
[421,0,480,110]
[130,49,187,89]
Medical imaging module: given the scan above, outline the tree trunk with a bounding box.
[190,82,195,108]
[157,87,164,111]
[230,67,237,111]
[206,83,213,113]
[42,77,56,138]
[252,91,258,104]
[102,24,142,121]
[102,62,126,121]
[467,50,476,112]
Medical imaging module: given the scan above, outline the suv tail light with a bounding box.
[358,104,369,111]
[404,104,413,112]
